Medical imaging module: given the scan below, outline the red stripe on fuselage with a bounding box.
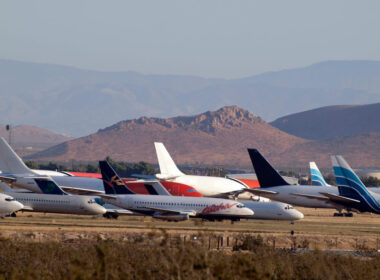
[121,179,203,197]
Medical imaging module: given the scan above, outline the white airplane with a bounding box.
[310,162,331,186]
[0,192,24,216]
[154,142,264,199]
[1,179,106,216]
[242,200,303,220]
[89,161,254,222]
[246,149,359,213]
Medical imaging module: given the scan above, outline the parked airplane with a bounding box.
[92,160,254,222]
[0,137,204,197]
[0,191,24,216]
[1,178,106,215]
[310,162,330,186]
[154,142,262,199]
[331,155,380,215]
[246,149,360,215]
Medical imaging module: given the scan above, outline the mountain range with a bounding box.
[1,59,380,137]
[26,105,380,169]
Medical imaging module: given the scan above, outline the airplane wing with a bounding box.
[291,193,330,201]
[0,175,16,184]
[143,206,196,216]
[242,189,278,195]
[61,186,105,196]
[20,206,34,211]
[104,208,136,215]
[319,192,361,204]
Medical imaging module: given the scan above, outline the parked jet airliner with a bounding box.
[154,142,262,199]
[246,149,361,213]
[1,179,106,215]
[95,161,254,222]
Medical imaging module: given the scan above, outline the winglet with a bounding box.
[310,162,329,186]
[247,149,289,188]
[0,137,36,175]
[99,161,135,195]
[154,142,184,179]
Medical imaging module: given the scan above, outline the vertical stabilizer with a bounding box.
[34,178,67,195]
[309,162,329,186]
[0,137,35,175]
[154,142,184,179]
[247,149,289,188]
[99,161,135,195]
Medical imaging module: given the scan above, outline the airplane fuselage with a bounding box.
[241,201,304,220]
[255,185,341,209]
[102,194,253,221]
[3,192,106,215]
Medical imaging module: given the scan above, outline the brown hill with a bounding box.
[27,106,308,168]
[271,103,380,140]
[275,132,380,169]
[0,125,71,149]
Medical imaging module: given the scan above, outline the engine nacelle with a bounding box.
[152,213,189,222]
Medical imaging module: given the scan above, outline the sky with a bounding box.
[1,0,380,78]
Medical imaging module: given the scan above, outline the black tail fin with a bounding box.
[247,149,289,187]
[99,161,135,195]
[34,178,67,195]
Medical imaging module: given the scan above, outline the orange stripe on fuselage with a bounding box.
[233,179,260,188]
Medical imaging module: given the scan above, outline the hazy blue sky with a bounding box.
[1,0,380,78]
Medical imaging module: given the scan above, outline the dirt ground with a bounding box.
[1,207,380,250]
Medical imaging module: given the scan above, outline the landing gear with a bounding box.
[103,212,119,219]
[333,209,353,217]
[10,212,16,218]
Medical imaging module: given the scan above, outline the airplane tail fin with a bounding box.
[0,137,35,175]
[247,149,289,188]
[154,142,184,179]
[331,155,368,199]
[99,161,135,195]
[34,178,67,195]
[309,162,329,186]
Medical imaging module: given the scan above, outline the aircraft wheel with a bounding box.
[344,213,353,217]
[10,213,16,218]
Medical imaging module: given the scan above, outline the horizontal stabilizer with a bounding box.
[319,192,361,204]
[0,175,16,184]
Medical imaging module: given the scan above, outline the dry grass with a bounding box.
[1,208,380,250]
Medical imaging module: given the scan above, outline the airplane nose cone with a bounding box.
[293,210,304,220]
[244,208,254,216]
[12,201,24,212]
[93,205,107,215]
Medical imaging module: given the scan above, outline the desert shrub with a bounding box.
[1,238,380,279]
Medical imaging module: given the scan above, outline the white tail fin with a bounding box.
[154,142,184,179]
[0,137,35,175]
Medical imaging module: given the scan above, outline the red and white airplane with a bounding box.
[152,142,261,199]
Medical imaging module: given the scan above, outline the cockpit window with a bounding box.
[88,199,95,204]
[284,205,294,210]
[236,204,245,208]
[5,197,15,202]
